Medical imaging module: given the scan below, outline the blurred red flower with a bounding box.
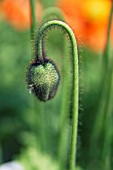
[0,0,43,30]
[57,0,113,52]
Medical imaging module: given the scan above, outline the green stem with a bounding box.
[30,0,36,40]
[91,0,113,136]
[58,40,71,170]
[102,69,113,170]
[40,8,66,167]
[29,0,47,153]
[90,0,113,163]
[35,20,79,170]
[103,1,113,68]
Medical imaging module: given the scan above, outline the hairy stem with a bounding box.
[58,40,71,170]
[35,20,79,170]
[40,8,66,167]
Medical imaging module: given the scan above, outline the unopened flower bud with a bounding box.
[26,60,60,102]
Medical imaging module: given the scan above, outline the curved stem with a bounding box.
[35,20,79,170]
[39,8,66,167]
[35,8,64,61]
[40,7,65,61]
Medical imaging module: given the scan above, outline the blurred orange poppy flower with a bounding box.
[0,0,43,30]
[57,0,113,52]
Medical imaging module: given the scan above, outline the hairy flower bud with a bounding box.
[26,60,60,102]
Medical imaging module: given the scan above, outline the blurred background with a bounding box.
[0,0,113,169]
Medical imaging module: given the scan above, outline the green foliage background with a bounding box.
[0,0,113,170]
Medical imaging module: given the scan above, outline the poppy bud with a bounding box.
[26,60,60,102]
